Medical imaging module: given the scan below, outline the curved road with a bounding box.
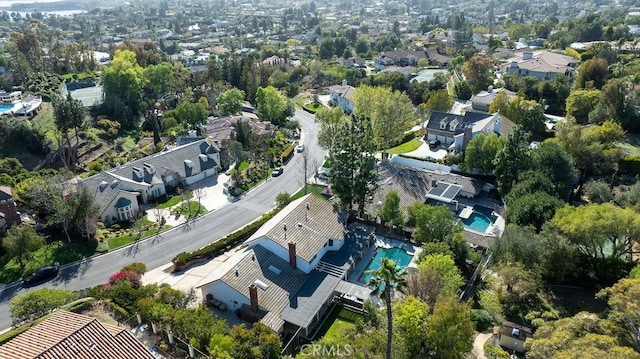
[0,109,325,331]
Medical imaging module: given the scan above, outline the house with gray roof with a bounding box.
[197,194,372,337]
[74,137,222,225]
[470,87,517,112]
[425,111,515,152]
[328,81,355,114]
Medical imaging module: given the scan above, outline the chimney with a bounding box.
[341,79,347,86]
[249,284,258,313]
[288,241,297,268]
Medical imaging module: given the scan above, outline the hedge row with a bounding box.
[619,156,640,176]
[281,144,295,163]
[390,130,419,148]
[172,210,277,266]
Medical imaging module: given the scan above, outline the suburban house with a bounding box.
[328,80,356,114]
[374,50,428,71]
[503,51,578,81]
[197,194,372,339]
[425,111,516,152]
[470,87,517,112]
[0,310,154,359]
[498,321,532,354]
[0,186,20,232]
[73,137,222,225]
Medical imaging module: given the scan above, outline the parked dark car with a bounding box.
[271,167,284,177]
[429,139,441,148]
[22,264,59,287]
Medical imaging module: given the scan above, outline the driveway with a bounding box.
[404,138,448,160]
[0,109,325,332]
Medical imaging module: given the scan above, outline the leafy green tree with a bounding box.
[275,192,292,209]
[315,106,346,153]
[208,333,234,359]
[505,192,564,231]
[173,100,208,129]
[566,89,602,124]
[552,203,640,261]
[102,49,143,129]
[461,54,494,93]
[229,323,282,359]
[462,133,505,173]
[378,190,403,227]
[454,80,473,100]
[68,186,100,241]
[530,139,577,201]
[493,129,530,196]
[54,93,87,171]
[255,86,289,125]
[217,88,246,115]
[352,85,415,160]
[488,92,547,137]
[142,62,174,98]
[367,257,408,359]
[426,295,474,359]
[171,305,228,352]
[526,312,639,359]
[412,204,462,244]
[328,116,378,215]
[574,57,609,90]
[393,296,430,358]
[585,181,614,203]
[2,224,45,270]
[10,288,77,325]
[491,225,544,269]
[598,278,640,352]
[424,89,453,113]
[407,254,463,308]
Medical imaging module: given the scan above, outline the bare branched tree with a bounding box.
[297,147,318,195]
[192,185,207,216]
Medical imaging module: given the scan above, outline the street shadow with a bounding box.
[53,257,94,286]
[123,241,141,258]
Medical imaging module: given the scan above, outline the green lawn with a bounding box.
[386,138,422,154]
[617,134,640,157]
[0,241,97,284]
[157,195,182,209]
[107,224,172,250]
[313,307,362,340]
[304,102,324,113]
[178,201,207,217]
[292,184,328,200]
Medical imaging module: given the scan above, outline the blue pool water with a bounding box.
[461,205,498,233]
[0,104,14,114]
[360,247,413,284]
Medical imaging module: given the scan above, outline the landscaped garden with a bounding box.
[312,307,363,341]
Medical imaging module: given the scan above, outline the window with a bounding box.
[117,205,132,221]
[328,239,334,247]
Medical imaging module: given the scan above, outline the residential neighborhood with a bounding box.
[0,0,639,358]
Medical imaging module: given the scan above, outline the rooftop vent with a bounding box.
[512,328,520,337]
[99,180,108,190]
[296,222,303,228]
[254,279,269,290]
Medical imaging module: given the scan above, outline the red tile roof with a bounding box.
[0,311,154,359]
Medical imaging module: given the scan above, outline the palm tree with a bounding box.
[366,257,408,359]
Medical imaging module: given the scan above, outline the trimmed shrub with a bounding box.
[619,156,640,176]
[471,309,493,331]
[121,262,147,275]
[108,271,142,287]
[281,144,295,163]
[97,118,121,136]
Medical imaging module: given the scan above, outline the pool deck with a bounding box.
[459,206,473,219]
[345,225,422,286]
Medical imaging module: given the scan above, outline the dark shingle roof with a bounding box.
[425,111,492,134]
[0,311,154,359]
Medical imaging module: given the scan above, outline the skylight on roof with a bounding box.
[267,265,282,275]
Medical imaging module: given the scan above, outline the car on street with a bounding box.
[295,144,305,152]
[22,263,59,287]
[271,167,284,177]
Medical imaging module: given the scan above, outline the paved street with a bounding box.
[0,109,325,331]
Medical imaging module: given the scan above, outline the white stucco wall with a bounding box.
[201,280,251,314]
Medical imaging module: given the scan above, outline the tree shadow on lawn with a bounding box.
[543,285,608,318]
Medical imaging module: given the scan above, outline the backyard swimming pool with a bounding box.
[0,104,15,114]
[359,247,413,284]
[461,205,498,234]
